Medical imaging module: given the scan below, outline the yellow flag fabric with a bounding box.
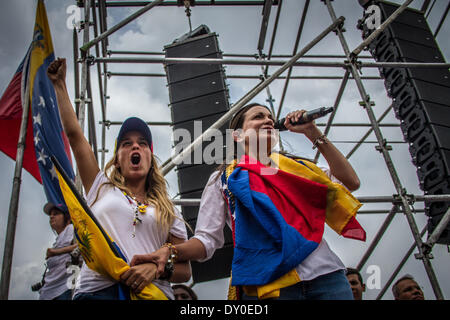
[55,166,167,300]
[270,153,363,236]
[242,269,301,299]
[29,0,54,102]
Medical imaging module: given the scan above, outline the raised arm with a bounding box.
[47,58,99,194]
[284,110,360,191]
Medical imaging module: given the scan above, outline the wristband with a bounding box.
[312,134,327,150]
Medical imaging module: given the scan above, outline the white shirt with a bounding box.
[75,171,187,299]
[193,169,345,282]
[39,224,74,300]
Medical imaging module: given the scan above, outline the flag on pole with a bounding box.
[52,156,168,300]
[0,0,74,205]
[0,46,40,181]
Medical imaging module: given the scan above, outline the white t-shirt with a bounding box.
[193,168,345,282]
[39,224,74,300]
[75,171,187,300]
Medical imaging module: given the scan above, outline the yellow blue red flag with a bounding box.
[51,156,167,300]
[30,0,75,204]
[0,0,74,204]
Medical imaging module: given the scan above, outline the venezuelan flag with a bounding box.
[226,154,364,288]
[0,0,74,193]
[29,0,75,205]
[51,156,167,300]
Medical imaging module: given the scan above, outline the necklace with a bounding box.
[123,191,149,238]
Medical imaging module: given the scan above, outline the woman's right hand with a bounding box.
[47,57,66,85]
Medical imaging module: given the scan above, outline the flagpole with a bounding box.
[0,66,32,300]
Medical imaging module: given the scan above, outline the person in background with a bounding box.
[392,274,425,300]
[346,267,366,300]
[37,202,77,300]
[172,284,198,300]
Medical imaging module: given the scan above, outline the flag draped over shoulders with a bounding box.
[0,0,74,205]
[53,158,168,300]
[223,153,364,299]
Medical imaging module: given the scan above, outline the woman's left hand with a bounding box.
[120,262,157,294]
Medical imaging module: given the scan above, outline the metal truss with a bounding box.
[74,0,449,299]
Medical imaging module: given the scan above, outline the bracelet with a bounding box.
[312,134,327,150]
[162,242,178,263]
[159,243,178,280]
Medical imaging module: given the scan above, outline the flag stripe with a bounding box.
[51,156,121,259]
[0,72,23,119]
[228,167,319,286]
[28,0,74,204]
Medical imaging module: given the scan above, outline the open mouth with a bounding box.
[131,153,141,165]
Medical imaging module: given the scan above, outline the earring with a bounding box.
[232,129,243,142]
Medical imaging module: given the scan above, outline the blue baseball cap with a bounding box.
[116,117,153,153]
[43,202,69,215]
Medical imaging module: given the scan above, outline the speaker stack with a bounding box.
[164,25,234,282]
[358,1,450,244]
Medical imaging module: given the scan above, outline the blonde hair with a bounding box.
[96,152,177,234]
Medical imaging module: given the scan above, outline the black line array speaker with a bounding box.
[164,25,234,282]
[358,1,450,244]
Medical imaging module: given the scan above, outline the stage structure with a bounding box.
[68,0,450,299]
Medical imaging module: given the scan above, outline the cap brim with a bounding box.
[116,117,153,152]
[43,203,56,215]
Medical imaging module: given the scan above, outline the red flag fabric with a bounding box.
[0,51,42,183]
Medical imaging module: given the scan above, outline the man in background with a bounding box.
[346,267,366,300]
[392,274,425,300]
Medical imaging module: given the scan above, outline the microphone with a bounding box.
[274,106,335,131]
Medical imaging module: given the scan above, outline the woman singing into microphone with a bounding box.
[134,102,365,300]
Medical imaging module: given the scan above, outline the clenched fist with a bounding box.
[47,57,66,84]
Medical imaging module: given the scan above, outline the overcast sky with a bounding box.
[0,0,449,300]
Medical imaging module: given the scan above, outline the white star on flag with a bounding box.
[33,112,42,126]
[34,131,40,146]
[49,163,58,181]
[37,149,48,166]
[38,95,46,108]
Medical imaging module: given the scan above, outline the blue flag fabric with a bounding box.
[29,0,75,204]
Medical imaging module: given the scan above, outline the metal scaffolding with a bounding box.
[73,0,449,300]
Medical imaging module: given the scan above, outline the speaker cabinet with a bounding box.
[359,1,450,243]
[164,26,234,281]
